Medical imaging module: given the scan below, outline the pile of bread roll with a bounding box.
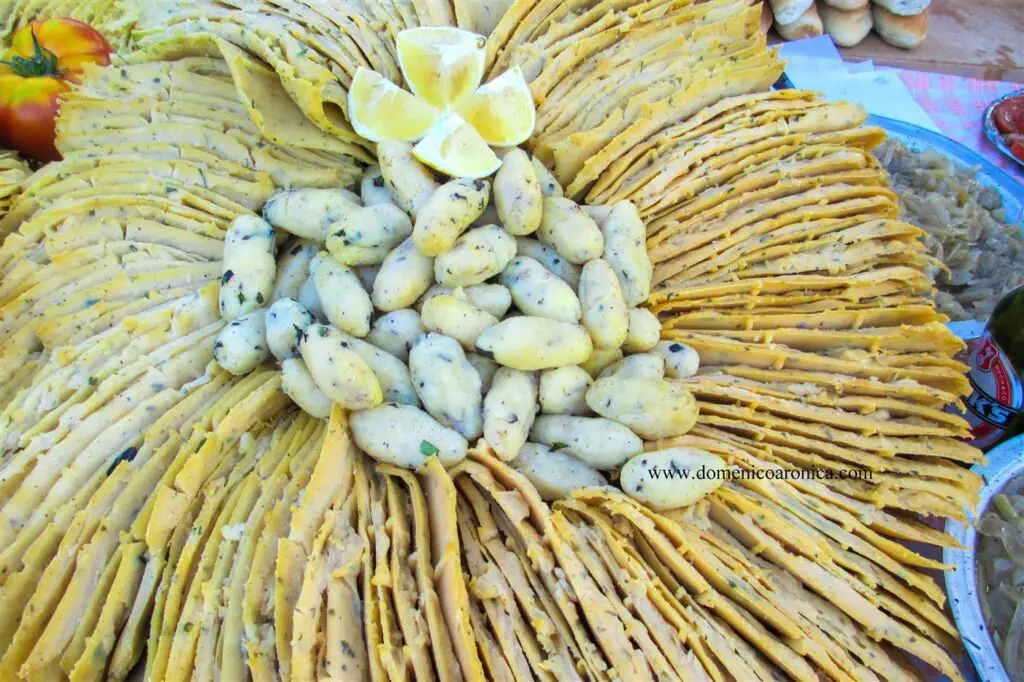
[762,0,929,49]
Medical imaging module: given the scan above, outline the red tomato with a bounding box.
[0,18,112,161]
[0,76,70,159]
[993,97,1024,136]
[1007,135,1024,162]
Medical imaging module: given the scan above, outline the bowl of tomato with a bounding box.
[985,89,1024,170]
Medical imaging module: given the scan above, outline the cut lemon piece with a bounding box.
[412,113,501,179]
[397,27,486,109]
[348,67,440,142]
[455,66,535,147]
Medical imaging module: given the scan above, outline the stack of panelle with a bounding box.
[0,153,29,220]
[0,0,137,50]
[0,1,982,681]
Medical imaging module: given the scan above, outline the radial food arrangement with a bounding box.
[0,1,988,681]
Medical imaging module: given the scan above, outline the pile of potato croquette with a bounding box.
[212,141,718,511]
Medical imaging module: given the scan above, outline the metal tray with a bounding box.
[944,434,1024,682]
[983,89,1024,171]
[868,113,1024,223]
[867,114,1024,335]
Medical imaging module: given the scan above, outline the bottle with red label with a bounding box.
[960,286,1023,449]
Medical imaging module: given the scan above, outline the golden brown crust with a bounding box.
[872,6,930,49]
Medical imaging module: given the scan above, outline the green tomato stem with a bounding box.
[0,30,61,78]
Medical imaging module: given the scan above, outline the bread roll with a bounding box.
[823,0,868,9]
[872,5,928,48]
[767,0,815,25]
[872,0,931,16]
[776,3,825,40]
[821,3,873,46]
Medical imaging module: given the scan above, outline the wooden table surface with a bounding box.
[838,0,1024,82]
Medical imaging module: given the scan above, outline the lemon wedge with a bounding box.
[412,113,501,179]
[397,27,486,109]
[348,67,441,142]
[456,66,535,147]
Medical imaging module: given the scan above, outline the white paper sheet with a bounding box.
[778,36,941,132]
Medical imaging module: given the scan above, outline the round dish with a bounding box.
[868,114,1024,332]
[983,89,1024,171]
[869,113,1024,221]
[944,434,1024,682]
